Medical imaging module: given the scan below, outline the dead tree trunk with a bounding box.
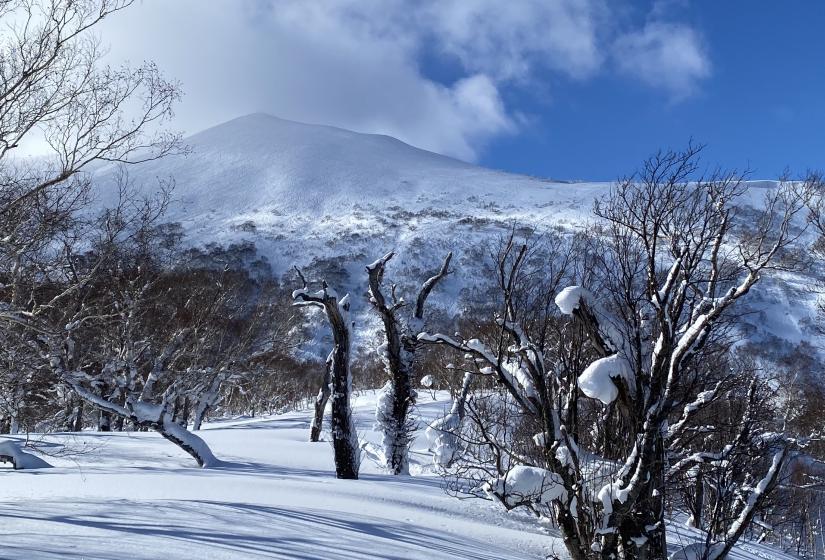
[309,356,332,442]
[293,271,359,479]
[366,251,451,474]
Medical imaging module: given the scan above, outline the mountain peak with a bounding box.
[192,113,462,164]
[100,112,518,218]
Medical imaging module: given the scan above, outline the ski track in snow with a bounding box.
[0,392,798,560]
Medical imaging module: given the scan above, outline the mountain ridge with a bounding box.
[91,114,815,359]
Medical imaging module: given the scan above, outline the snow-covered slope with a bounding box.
[0,392,799,560]
[91,113,821,357]
[96,113,597,219]
[93,113,605,273]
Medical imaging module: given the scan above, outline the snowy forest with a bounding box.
[2,1,825,560]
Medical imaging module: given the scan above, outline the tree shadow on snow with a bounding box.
[0,499,538,560]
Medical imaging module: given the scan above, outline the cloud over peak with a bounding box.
[100,0,711,162]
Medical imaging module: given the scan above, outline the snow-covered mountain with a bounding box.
[97,113,598,220]
[92,113,821,359]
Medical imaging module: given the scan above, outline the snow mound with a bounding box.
[0,440,53,470]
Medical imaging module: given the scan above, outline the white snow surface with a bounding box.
[2,393,554,560]
[0,392,799,560]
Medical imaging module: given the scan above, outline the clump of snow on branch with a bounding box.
[555,286,592,315]
[555,284,628,355]
[484,465,566,507]
[577,354,633,405]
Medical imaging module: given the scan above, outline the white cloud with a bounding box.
[613,20,711,99]
[98,0,523,161]
[95,0,710,161]
[421,0,607,81]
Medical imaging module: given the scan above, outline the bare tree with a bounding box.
[0,0,182,436]
[51,194,224,467]
[293,270,359,479]
[419,146,809,560]
[419,234,593,559]
[366,250,451,474]
[0,0,180,217]
[573,146,806,558]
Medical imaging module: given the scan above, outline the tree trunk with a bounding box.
[171,396,191,427]
[309,358,332,442]
[293,278,359,479]
[179,397,191,427]
[329,322,358,479]
[383,371,415,475]
[98,409,112,431]
[71,400,84,432]
[192,371,227,431]
[98,382,112,431]
[192,405,207,431]
[156,410,219,468]
[604,440,668,560]
[373,325,415,474]
[9,411,19,434]
[366,251,450,475]
[691,465,705,529]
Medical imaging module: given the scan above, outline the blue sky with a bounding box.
[476,3,825,180]
[99,1,824,182]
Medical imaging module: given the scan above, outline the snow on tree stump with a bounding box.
[0,440,53,470]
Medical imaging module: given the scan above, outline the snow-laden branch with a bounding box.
[415,251,452,320]
[707,447,788,560]
[484,465,567,509]
[667,381,723,445]
[64,371,219,468]
[417,332,538,415]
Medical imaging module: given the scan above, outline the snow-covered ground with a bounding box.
[0,392,799,560]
